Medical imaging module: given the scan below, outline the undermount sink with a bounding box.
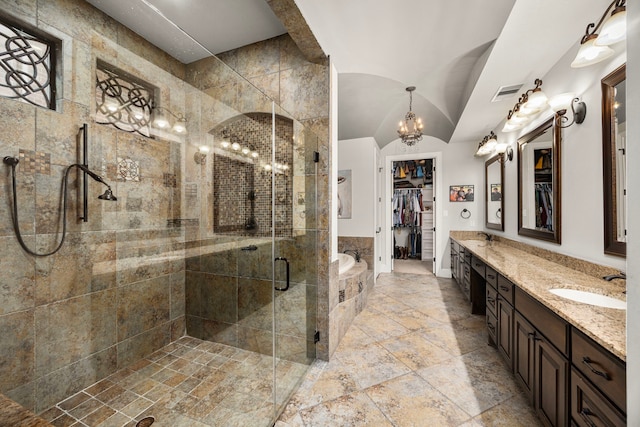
[548,288,626,310]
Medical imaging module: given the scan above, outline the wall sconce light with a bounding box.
[502,79,546,132]
[549,93,587,128]
[571,0,626,68]
[495,142,514,163]
[194,145,210,164]
[152,106,188,135]
[475,131,498,157]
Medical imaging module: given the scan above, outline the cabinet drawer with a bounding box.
[485,266,498,287]
[570,368,626,427]
[487,311,497,344]
[571,329,626,413]
[452,241,459,253]
[471,255,486,277]
[497,274,514,305]
[515,287,568,356]
[486,284,497,316]
[464,251,471,264]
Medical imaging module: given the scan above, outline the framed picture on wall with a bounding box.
[449,185,474,202]
[338,169,352,218]
[491,184,502,201]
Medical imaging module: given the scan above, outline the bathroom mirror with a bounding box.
[518,117,561,243]
[485,155,504,231]
[602,64,626,257]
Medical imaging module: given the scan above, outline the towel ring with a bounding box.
[460,208,471,219]
[496,208,501,219]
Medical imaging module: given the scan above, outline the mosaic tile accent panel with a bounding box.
[211,113,293,238]
[117,157,140,182]
[18,149,50,175]
[163,172,176,188]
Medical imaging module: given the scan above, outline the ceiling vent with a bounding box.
[491,84,523,102]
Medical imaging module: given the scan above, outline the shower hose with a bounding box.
[4,157,81,257]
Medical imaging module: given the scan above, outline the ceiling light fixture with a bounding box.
[397,86,424,146]
[571,0,625,68]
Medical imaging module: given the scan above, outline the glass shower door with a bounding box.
[271,105,318,418]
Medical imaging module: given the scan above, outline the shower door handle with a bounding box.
[274,257,290,291]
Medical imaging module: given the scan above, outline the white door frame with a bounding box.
[381,151,443,276]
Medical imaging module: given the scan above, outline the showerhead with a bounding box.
[98,187,117,201]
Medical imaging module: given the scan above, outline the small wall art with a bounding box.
[491,184,502,201]
[338,169,352,218]
[449,185,474,202]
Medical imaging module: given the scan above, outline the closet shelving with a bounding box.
[392,160,433,261]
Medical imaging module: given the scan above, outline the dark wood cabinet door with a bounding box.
[535,336,569,427]
[514,311,535,404]
[497,298,513,369]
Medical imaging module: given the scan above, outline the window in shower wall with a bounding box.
[95,59,155,137]
[0,17,58,110]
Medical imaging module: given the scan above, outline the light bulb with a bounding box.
[251,151,259,158]
[231,142,241,151]
[241,147,250,155]
[172,121,187,134]
[199,145,210,154]
[264,164,272,171]
[220,141,230,149]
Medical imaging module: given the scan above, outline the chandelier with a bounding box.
[397,86,424,146]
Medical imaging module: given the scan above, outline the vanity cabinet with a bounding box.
[452,238,627,427]
[515,287,569,427]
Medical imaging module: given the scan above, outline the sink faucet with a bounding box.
[479,232,494,242]
[603,271,626,281]
[344,249,361,262]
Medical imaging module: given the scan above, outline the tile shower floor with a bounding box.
[39,337,308,427]
[277,273,544,427]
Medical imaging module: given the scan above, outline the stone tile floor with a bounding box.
[39,337,308,427]
[276,272,544,427]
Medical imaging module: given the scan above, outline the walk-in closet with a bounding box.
[392,158,434,274]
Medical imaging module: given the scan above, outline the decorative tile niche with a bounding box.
[210,113,294,238]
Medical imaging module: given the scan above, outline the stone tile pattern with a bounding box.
[211,113,293,238]
[0,0,328,419]
[0,1,186,414]
[277,273,544,427]
[451,234,627,361]
[39,336,309,427]
[185,234,317,365]
[184,32,330,360]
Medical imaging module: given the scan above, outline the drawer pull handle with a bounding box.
[487,323,496,333]
[582,357,611,380]
[579,408,598,427]
[487,274,496,280]
[487,297,495,304]
[499,285,510,292]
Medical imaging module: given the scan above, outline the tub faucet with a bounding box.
[344,249,361,262]
[479,232,493,242]
[603,271,626,281]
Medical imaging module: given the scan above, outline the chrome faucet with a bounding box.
[603,271,626,281]
[344,249,361,262]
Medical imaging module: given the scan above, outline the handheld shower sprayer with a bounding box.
[2,155,117,257]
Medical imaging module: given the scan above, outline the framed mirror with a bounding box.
[602,64,626,257]
[485,155,504,231]
[518,117,561,243]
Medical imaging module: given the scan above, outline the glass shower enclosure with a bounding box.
[0,0,319,425]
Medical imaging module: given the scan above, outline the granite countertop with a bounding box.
[451,236,626,361]
[0,394,51,427]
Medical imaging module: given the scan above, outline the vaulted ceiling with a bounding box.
[88,0,615,148]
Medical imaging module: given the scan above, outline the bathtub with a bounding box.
[338,253,355,275]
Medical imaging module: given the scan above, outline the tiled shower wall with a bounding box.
[0,0,192,413]
[0,0,331,416]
